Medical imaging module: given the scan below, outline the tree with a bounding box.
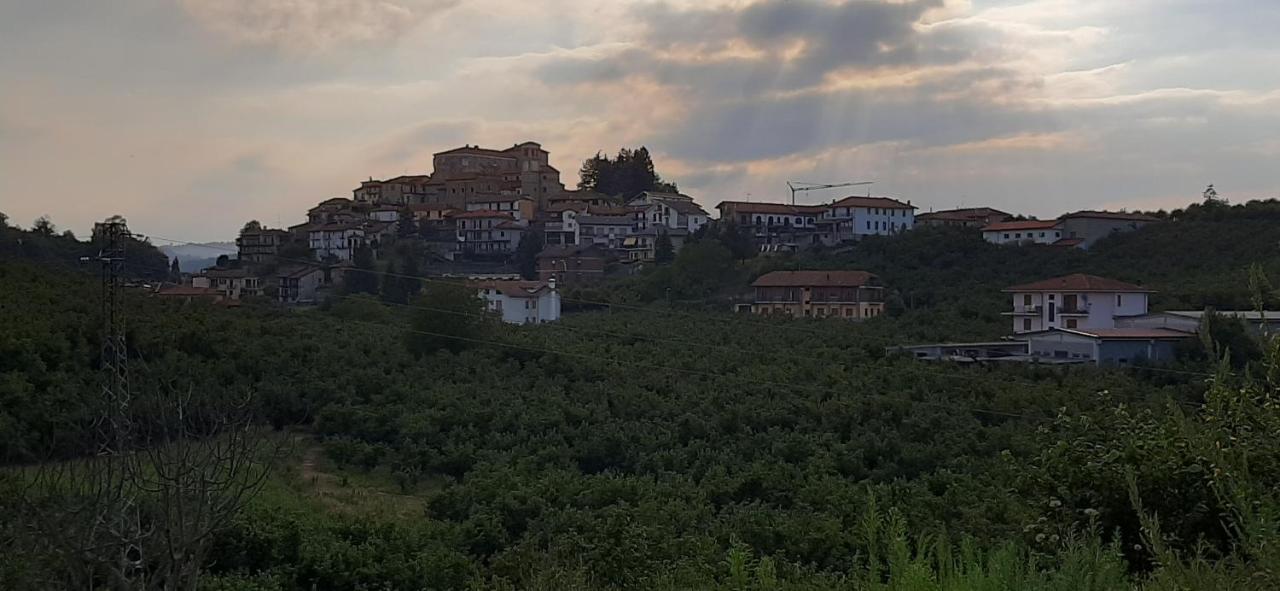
[380,250,406,304]
[242,220,262,233]
[670,240,733,298]
[515,232,543,280]
[400,245,423,302]
[718,220,756,260]
[654,231,675,264]
[32,216,56,236]
[405,281,487,357]
[577,147,678,197]
[397,208,418,238]
[0,211,8,227]
[215,254,231,268]
[170,257,181,282]
[346,243,379,295]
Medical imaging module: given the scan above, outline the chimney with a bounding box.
[549,277,557,292]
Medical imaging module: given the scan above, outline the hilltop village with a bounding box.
[162,140,1264,367]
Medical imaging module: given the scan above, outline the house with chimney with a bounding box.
[748,270,886,320]
[473,280,561,325]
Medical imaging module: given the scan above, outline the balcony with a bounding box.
[1003,305,1043,316]
[1059,305,1089,316]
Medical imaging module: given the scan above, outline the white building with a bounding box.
[192,268,260,300]
[276,265,328,305]
[474,280,561,325]
[309,223,367,261]
[981,220,1064,245]
[819,196,916,244]
[1004,274,1153,334]
[628,191,710,234]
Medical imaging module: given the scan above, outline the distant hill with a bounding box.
[159,242,234,273]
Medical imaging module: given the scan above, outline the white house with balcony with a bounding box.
[1004,274,1153,334]
[819,196,916,244]
[473,280,561,325]
[309,223,367,261]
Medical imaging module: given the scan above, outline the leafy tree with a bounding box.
[397,208,418,238]
[515,232,543,280]
[405,281,486,356]
[346,243,378,295]
[0,211,8,228]
[653,231,674,264]
[169,257,181,282]
[215,254,230,268]
[670,240,732,298]
[400,244,423,302]
[577,147,678,197]
[32,216,56,236]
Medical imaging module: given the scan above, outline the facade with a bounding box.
[353,175,433,205]
[433,142,565,210]
[536,244,608,284]
[454,210,524,254]
[981,220,1063,245]
[308,223,367,261]
[1023,328,1191,366]
[193,268,261,300]
[547,189,621,209]
[577,212,633,249]
[276,265,328,305]
[917,207,1010,228]
[307,198,369,225]
[630,191,710,234]
[716,201,825,251]
[466,194,535,222]
[541,209,580,246]
[621,227,687,262]
[1118,310,1280,335]
[236,225,290,265]
[474,280,561,325]
[820,196,916,244]
[1004,274,1153,334]
[749,270,885,320]
[1058,211,1159,249]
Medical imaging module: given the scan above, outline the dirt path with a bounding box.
[294,440,424,518]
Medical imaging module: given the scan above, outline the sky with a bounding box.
[1,0,1278,242]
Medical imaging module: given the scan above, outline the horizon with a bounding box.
[3,0,1279,242]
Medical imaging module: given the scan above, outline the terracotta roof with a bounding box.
[384,175,432,183]
[1004,274,1154,293]
[471,280,553,298]
[831,196,916,210]
[537,244,606,258]
[662,199,709,216]
[453,210,515,220]
[1061,210,1160,222]
[1051,238,1085,247]
[494,221,525,230]
[982,219,1061,232]
[467,194,532,203]
[434,145,517,158]
[752,270,880,288]
[549,189,615,202]
[717,201,826,216]
[917,207,1010,222]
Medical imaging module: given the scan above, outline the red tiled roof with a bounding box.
[917,207,1010,222]
[982,219,1060,232]
[471,280,552,298]
[717,201,825,215]
[452,210,514,220]
[494,221,525,230]
[1051,238,1085,247]
[1004,274,1153,293]
[831,196,916,210]
[1061,210,1160,222]
[752,270,880,288]
[434,145,516,158]
[1072,328,1193,340]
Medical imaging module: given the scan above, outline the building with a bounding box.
[192,268,261,300]
[466,194,535,222]
[1058,211,1159,249]
[577,211,633,249]
[621,227,687,262]
[715,201,826,251]
[981,220,1063,245]
[432,142,566,210]
[890,341,1030,362]
[547,189,621,209]
[353,175,433,205]
[276,265,329,305]
[454,210,524,255]
[474,280,561,325]
[1004,274,1153,334]
[236,223,290,265]
[630,191,710,234]
[541,208,580,246]
[1022,328,1192,366]
[307,198,369,225]
[748,270,885,320]
[820,196,916,244]
[1118,310,1280,335]
[309,223,367,261]
[536,244,608,284]
[916,207,1010,228]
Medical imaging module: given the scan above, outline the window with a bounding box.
[1023,294,1032,306]
[1066,318,1078,329]
[1023,318,1032,331]
[1003,233,1010,239]
[1117,294,1123,306]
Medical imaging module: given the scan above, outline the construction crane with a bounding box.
[787,180,874,206]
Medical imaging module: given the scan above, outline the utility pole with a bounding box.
[787,180,874,206]
[86,220,132,451]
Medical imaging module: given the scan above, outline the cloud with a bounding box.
[180,0,460,53]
